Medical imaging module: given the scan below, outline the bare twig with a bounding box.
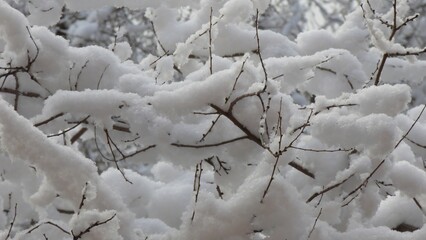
[26,221,70,235]
[199,115,221,142]
[225,57,248,104]
[77,182,88,215]
[96,64,110,90]
[209,7,213,75]
[262,109,313,202]
[5,203,17,240]
[71,213,117,240]
[342,104,426,204]
[255,9,268,91]
[151,21,167,54]
[395,104,426,149]
[307,174,354,203]
[216,185,224,199]
[103,129,132,184]
[413,197,425,216]
[289,146,353,153]
[191,161,203,222]
[70,127,87,144]
[46,115,90,138]
[34,113,65,127]
[307,208,322,239]
[173,136,249,148]
[75,60,89,90]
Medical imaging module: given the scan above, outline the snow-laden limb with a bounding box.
[0,1,34,63]
[40,89,141,128]
[390,161,426,197]
[312,113,400,158]
[313,84,411,117]
[70,209,121,240]
[2,0,426,239]
[0,98,137,239]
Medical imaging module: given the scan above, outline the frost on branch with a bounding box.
[2,0,426,239]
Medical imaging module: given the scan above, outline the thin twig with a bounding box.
[26,221,70,235]
[71,213,117,240]
[307,174,354,203]
[46,115,90,138]
[5,203,17,240]
[209,7,213,75]
[34,113,64,127]
[307,208,322,239]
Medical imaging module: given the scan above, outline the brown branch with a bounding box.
[199,115,221,142]
[0,87,44,99]
[96,64,110,90]
[342,159,385,202]
[261,154,281,203]
[289,146,353,153]
[13,73,19,111]
[314,103,357,115]
[388,48,426,57]
[307,174,355,203]
[369,0,423,85]
[204,156,230,176]
[77,182,88,215]
[208,7,213,75]
[210,104,262,146]
[5,203,17,240]
[225,57,248,104]
[342,104,426,204]
[34,113,65,127]
[191,161,203,222]
[150,21,167,54]
[216,185,224,199]
[71,213,116,240]
[262,109,314,202]
[307,208,322,239]
[406,137,426,148]
[288,161,315,179]
[228,91,259,113]
[374,53,388,86]
[26,26,40,67]
[26,221,70,235]
[172,136,249,148]
[112,124,131,133]
[211,104,315,179]
[74,60,89,91]
[46,115,90,138]
[120,144,156,159]
[280,109,313,155]
[70,127,87,144]
[149,50,169,67]
[395,104,426,149]
[189,15,223,44]
[104,129,132,184]
[255,9,268,89]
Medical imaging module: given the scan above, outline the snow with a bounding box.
[371,192,424,230]
[27,0,65,26]
[0,98,137,239]
[70,209,122,240]
[312,113,400,157]
[2,0,426,239]
[220,0,253,23]
[390,161,426,197]
[353,84,411,116]
[41,89,140,127]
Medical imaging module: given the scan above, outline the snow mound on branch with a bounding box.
[390,161,426,197]
[312,113,400,157]
[371,192,424,230]
[0,98,136,239]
